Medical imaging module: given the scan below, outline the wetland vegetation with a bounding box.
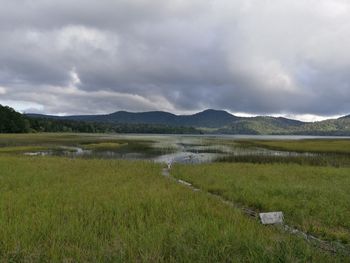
[235,139,350,154]
[173,163,350,245]
[0,155,345,262]
[0,133,350,262]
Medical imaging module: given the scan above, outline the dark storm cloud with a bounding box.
[0,0,349,120]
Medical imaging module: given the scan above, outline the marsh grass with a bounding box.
[0,156,340,262]
[0,133,170,157]
[219,139,350,167]
[236,139,350,154]
[0,133,95,147]
[173,162,350,245]
[217,154,350,167]
[1,134,350,261]
[0,145,51,153]
[82,142,126,151]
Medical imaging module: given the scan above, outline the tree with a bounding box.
[0,104,29,133]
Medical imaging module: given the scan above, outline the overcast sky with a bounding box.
[0,0,349,121]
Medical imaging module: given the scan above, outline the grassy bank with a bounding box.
[236,139,350,154]
[216,154,350,167]
[0,156,341,262]
[173,163,350,245]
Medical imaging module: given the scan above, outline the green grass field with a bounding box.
[173,163,350,245]
[0,156,340,262]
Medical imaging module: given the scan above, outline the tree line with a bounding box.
[0,105,31,133]
[0,104,201,134]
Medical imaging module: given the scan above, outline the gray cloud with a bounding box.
[0,0,349,120]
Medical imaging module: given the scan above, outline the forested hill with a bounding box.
[26,109,350,135]
[1,104,350,135]
[28,109,239,128]
[0,105,201,134]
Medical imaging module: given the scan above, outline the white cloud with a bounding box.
[0,99,44,113]
[0,0,349,117]
[56,25,119,54]
[283,114,343,123]
[0,86,6,94]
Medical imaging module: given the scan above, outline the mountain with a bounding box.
[218,116,305,135]
[25,110,350,135]
[293,117,350,136]
[27,109,239,128]
[176,109,239,127]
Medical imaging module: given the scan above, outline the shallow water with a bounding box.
[22,134,325,164]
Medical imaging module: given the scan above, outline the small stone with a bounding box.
[259,212,284,225]
[178,179,192,186]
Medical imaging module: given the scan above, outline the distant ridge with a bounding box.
[26,109,350,135]
[27,109,240,128]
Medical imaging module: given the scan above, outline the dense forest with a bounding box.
[29,117,201,134]
[0,105,30,133]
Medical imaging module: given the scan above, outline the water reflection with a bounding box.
[23,135,321,165]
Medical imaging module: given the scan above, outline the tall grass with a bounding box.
[0,156,340,262]
[217,154,350,167]
[0,133,173,157]
[236,139,350,154]
[173,162,350,245]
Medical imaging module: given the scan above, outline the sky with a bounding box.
[0,0,349,122]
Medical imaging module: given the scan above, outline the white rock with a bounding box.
[259,212,284,225]
[177,179,192,186]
